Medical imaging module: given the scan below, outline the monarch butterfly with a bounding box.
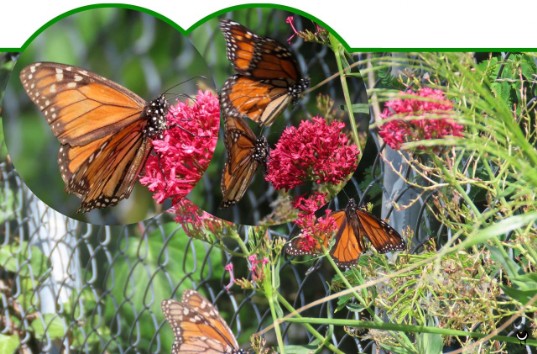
[161,289,248,354]
[219,19,309,127]
[220,115,269,207]
[285,198,406,268]
[19,62,169,213]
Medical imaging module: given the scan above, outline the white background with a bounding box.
[1,0,536,49]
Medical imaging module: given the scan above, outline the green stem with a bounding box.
[278,294,345,354]
[284,318,537,347]
[265,265,285,353]
[324,248,413,347]
[329,33,360,150]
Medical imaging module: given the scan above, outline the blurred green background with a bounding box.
[2,7,215,225]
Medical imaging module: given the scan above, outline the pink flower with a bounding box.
[293,192,328,214]
[286,16,299,44]
[265,117,359,190]
[170,199,231,239]
[140,90,220,204]
[248,255,270,282]
[293,209,338,253]
[289,192,338,254]
[224,263,235,291]
[378,88,463,150]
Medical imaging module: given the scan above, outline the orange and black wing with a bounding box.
[20,62,168,212]
[220,115,268,207]
[219,19,302,81]
[219,20,309,126]
[220,75,293,127]
[328,208,365,268]
[20,62,147,146]
[161,290,243,354]
[355,208,406,253]
[58,119,151,212]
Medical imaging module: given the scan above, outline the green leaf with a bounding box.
[0,241,50,279]
[488,246,520,279]
[502,272,537,303]
[464,212,537,247]
[31,314,66,340]
[0,187,16,223]
[346,303,366,313]
[282,345,319,353]
[502,286,536,304]
[416,330,443,354]
[511,272,537,288]
[350,103,370,114]
[0,334,20,354]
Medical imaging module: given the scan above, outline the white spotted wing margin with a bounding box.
[161,290,248,354]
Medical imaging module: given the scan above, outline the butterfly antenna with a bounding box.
[306,61,361,94]
[162,75,209,95]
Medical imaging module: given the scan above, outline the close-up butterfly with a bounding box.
[285,198,406,268]
[161,289,249,354]
[220,114,269,208]
[2,8,215,224]
[219,19,310,127]
[19,62,169,213]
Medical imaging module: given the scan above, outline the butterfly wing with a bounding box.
[219,19,302,80]
[161,290,241,354]
[219,20,309,126]
[220,115,268,207]
[58,119,150,212]
[284,213,333,258]
[220,75,292,127]
[355,208,406,253]
[20,62,168,212]
[328,208,365,267]
[20,62,147,146]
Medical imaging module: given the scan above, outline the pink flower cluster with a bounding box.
[378,88,463,150]
[292,192,337,253]
[140,90,220,204]
[293,210,337,253]
[293,192,328,214]
[170,199,231,238]
[265,117,359,190]
[248,254,269,282]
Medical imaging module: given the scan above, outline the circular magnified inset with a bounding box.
[187,11,369,226]
[3,7,218,225]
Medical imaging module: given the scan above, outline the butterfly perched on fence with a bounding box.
[220,115,269,207]
[161,289,248,354]
[219,19,309,127]
[285,198,406,268]
[19,62,169,213]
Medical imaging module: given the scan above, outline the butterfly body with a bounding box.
[19,62,169,213]
[162,290,248,354]
[286,198,406,268]
[220,115,269,207]
[219,19,309,127]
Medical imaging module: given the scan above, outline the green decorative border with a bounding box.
[1,3,535,52]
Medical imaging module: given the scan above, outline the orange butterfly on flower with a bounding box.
[286,198,406,268]
[19,62,169,213]
[161,289,249,354]
[219,19,309,127]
